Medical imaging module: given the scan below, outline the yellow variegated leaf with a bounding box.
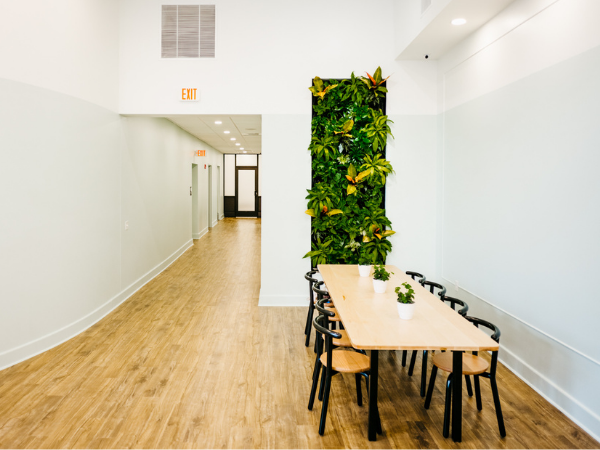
[375,233,382,239]
[347,184,357,195]
[342,119,354,134]
[381,230,396,237]
[362,235,371,243]
[345,174,354,182]
[356,170,370,182]
[348,163,357,179]
[327,209,343,216]
[305,209,316,217]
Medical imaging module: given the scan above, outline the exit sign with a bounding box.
[196,150,205,157]
[181,88,198,101]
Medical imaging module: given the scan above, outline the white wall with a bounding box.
[0,0,120,112]
[438,0,600,439]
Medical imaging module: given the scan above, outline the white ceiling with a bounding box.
[166,115,261,154]
[398,0,515,60]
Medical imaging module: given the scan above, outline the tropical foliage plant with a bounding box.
[395,283,415,304]
[373,264,394,281]
[303,69,395,268]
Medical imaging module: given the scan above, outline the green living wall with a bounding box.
[304,68,395,267]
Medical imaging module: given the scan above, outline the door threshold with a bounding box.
[236,216,258,219]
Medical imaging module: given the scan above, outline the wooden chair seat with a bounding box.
[320,349,370,374]
[332,329,351,347]
[324,306,341,322]
[432,352,489,375]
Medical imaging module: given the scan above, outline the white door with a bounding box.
[237,169,256,214]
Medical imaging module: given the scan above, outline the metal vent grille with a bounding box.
[161,5,215,58]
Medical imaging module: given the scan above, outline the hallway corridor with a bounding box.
[0,218,595,448]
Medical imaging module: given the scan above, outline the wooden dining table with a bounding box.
[317,264,500,442]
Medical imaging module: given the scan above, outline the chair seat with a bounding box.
[432,352,489,375]
[332,329,351,347]
[324,306,341,322]
[320,350,370,374]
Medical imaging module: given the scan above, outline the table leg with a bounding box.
[368,350,379,441]
[452,351,463,442]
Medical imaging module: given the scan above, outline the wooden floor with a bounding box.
[0,218,596,449]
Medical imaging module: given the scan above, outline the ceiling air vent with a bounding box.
[421,0,431,14]
[161,5,215,58]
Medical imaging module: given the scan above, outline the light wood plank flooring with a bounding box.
[0,218,596,448]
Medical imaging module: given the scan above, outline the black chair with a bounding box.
[308,298,381,436]
[304,270,319,347]
[424,317,506,438]
[407,280,448,397]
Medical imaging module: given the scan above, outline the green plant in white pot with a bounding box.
[372,264,393,293]
[395,282,415,320]
[357,252,373,277]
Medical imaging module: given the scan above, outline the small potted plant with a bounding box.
[395,282,416,320]
[357,252,372,277]
[372,264,394,293]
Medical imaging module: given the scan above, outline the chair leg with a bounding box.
[355,373,362,406]
[408,350,418,376]
[402,350,407,367]
[474,375,482,411]
[308,358,322,410]
[420,350,428,397]
[318,364,326,401]
[443,373,453,438]
[465,375,473,397]
[490,377,506,437]
[305,283,313,335]
[305,302,314,346]
[318,368,333,436]
[424,365,438,409]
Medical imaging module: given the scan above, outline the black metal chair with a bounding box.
[304,270,319,347]
[308,298,381,436]
[424,316,506,438]
[407,280,448,396]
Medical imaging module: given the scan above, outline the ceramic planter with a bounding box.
[372,279,387,293]
[358,265,372,277]
[397,302,415,320]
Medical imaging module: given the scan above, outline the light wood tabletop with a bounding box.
[318,264,498,352]
[317,263,499,442]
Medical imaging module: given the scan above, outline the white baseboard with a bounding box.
[211,219,219,228]
[218,214,224,220]
[193,227,208,240]
[500,347,600,443]
[441,279,600,444]
[258,294,309,307]
[0,239,194,371]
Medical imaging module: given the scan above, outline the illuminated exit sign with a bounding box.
[196,150,205,157]
[181,88,198,101]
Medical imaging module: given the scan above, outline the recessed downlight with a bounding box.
[230,137,236,141]
[214,121,222,125]
[243,151,247,153]
[451,18,466,25]
[224,130,230,134]
[240,147,245,150]
[235,143,240,146]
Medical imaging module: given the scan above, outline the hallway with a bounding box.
[0,218,595,448]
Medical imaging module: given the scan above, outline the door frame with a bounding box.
[235,166,258,217]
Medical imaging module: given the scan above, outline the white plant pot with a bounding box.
[358,265,372,277]
[397,302,415,320]
[372,279,387,293]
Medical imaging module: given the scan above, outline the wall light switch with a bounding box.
[125,221,129,230]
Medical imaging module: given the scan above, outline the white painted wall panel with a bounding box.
[236,154,257,166]
[224,154,235,196]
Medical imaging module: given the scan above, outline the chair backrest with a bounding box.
[406,271,425,282]
[420,280,447,297]
[305,270,319,283]
[466,316,501,376]
[313,298,341,356]
[312,281,329,299]
[440,295,469,317]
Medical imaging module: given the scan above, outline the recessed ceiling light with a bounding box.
[214,121,222,125]
[243,151,247,153]
[235,143,240,146]
[451,18,466,26]
[240,147,244,150]
[230,137,236,141]
[224,130,230,134]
